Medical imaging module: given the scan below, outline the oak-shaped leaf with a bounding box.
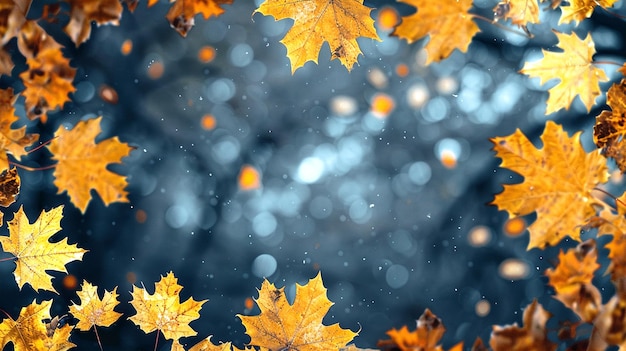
[393,0,479,65]
[0,299,76,351]
[18,47,76,120]
[491,121,609,249]
[545,239,601,322]
[493,0,540,27]
[558,0,618,24]
[128,271,206,343]
[0,205,87,293]
[0,87,39,172]
[520,31,608,115]
[65,0,123,45]
[489,300,556,351]
[237,272,358,351]
[593,79,626,172]
[69,280,122,331]
[382,309,446,351]
[47,117,134,213]
[166,0,233,37]
[255,0,380,73]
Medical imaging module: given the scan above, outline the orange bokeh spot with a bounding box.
[370,93,395,118]
[238,165,261,191]
[395,63,409,77]
[63,274,78,290]
[198,46,216,63]
[135,209,147,223]
[126,271,137,284]
[147,61,164,79]
[440,149,457,169]
[377,7,400,31]
[121,39,133,55]
[244,297,254,310]
[504,217,527,237]
[201,114,217,130]
[99,84,119,104]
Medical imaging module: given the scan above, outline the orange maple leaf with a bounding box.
[393,0,479,65]
[384,309,446,351]
[490,300,555,351]
[520,31,608,115]
[238,272,357,351]
[128,271,206,343]
[47,117,134,213]
[0,205,87,293]
[69,280,122,331]
[491,121,609,249]
[0,88,38,172]
[65,0,123,45]
[0,0,29,46]
[545,239,601,322]
[166,0,233,37]
[594,79,626,172]
[493,0,540,27]
[19,47,76,120]
[558,0,618,24]
[0,168,21,221]
[0,299,76,351]
[255,0,380,73]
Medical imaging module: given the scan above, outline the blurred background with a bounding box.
[2,0,626,350]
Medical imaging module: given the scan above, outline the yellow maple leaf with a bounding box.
[47,117,134,213]
[166,0,233,37]
[19,47,76,120]
[238,272,358,351]
[129,271,206,342]
[558,0,618,24]
[0,205,87,293]
[255,0,380,73]
[69,280,122,331]
[0,299,76,351]
[493,0,540,27]
[384,309,446,351]
[175,335,254,351]
[594,79,626,172]
[491,121,609,249]
[489,300,555,351]
[393,0,479,65]
[0,88,39,172]
[65,0,123,45]
[520,31,608,115]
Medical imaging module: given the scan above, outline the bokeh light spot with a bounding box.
[498,258,529,280]
[377,6,400,31]
[198,45,216,63]
[475,299,491,317]
[504,217,527,237]
[239,164,262,191]
[201,114,217,130]
[296,157,325,184]
[468,225,491,247]
[120,39,132,55]
[252,254,278,278]
[370,93,395,119]
[386,264,409,289]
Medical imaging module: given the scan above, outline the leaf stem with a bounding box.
[94,326,103,351]
[26,136,57,154]
[7,161,57,172]
[0,256,17,262]
[471,13,533,39]
[154,331,159,351]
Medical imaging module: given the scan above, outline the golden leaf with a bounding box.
[0,205,87,293]
[69,280,123,331]
[166,0,233,37]
[47,117,134,213]
[393,0,479,65]
[0,168,20,209]
[65,0,123,45]
[0,300,76,351]
[491,121,609,249]
[0,0,30,46]
[493,0,540,27]
[128,271,206,342]
[594,79,626,172]
[520,31,608,114]
[255,0,380,73]
[0,87,38,172]
[489,300,555,351]
[238,272,358,351]
[558,0,618,24]
[384,309,446,351]
[184,336,255,351]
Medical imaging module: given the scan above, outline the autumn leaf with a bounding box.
[0,205,86,293]
[383,309,446,351]
[0,299,76,351]
[491,121,609,249]
[490,300,555,351]
[238,272,358,351]
[255,0,380,73]
[594,79,626,172]
[493,0,540,27]
[520,31,608,115]
[180,336,255,351]
[545,239,601,322]
[166,0,233,37]
[17,20,63,59]
[558,0,618,25]
[128,271,206,343]
[69,280,122,331]
[19,47,77,120]
[65,0,123,45]
[47,117,134,213]
[0,88,39,172]
[0,0,30,46]
[0,167,20,212]
[393,0,479,65]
